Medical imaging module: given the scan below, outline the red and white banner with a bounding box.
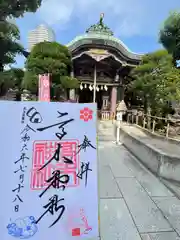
[38,74,50,102]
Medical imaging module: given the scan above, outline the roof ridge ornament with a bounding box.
[99,13,104,26]
[86,13,113,36]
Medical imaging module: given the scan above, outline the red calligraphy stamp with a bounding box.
[30,140,79,190]
[68,208,92,237]
[72,228,81,236]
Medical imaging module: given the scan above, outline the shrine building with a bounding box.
[67,14,143,116]
[23,14,143,117]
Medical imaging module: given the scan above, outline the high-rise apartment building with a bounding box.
[28,24,55,51]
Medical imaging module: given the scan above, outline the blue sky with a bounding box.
[14,0,180,68]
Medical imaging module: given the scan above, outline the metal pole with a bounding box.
[93,63,97,103]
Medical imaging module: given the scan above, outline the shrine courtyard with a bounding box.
[97,120,180,240]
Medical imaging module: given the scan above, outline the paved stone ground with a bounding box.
[97,121,180,240]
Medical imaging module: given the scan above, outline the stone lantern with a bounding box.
[116,100,127,121]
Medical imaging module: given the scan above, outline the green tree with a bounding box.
[0,0,42,71]
[129,50,180,116]
[0,21,23,71]
[159,11,180,64]
[10,68,24,90]
[23,41,79,99]
[0,0,42,96]
[0,0,42,19]
[0,68,24,96]
[22,71,37,94]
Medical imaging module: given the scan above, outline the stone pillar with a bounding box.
[69,70,75,100]
[111,86,117,114]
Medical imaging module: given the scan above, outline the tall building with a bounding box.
[28,24,55,51]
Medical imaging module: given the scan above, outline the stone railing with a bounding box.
[127,113,180,140]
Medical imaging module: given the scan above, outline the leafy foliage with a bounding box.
[129,50,180,116]
[24,41,79,99]
[0,0,42,19]
[0,0,42,73]
[0,68,24,96]
[0,20,24,96]
[0,21,23,70]
[159,11,180,63]
[10,68,24,89]
[22,71,38,94]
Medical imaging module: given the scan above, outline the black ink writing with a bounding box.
[39,170,69,198]
[63,156,73,164]
[26,107,42,123]
[14,153,29,164]
[12,184,24,193]
[78,135,96,154]
[14,205,19,212]
[14,165,27,174]
[21,133,30,142]
[21,144,28,152]
[77,162,92,187]
[36,111,73,226]
[36,111,74,140]
[38,143,73,171]
[37,119,74,133]
[35,195,65,228]
[55,127,67,140]
[19,174,24,183]
[13,195,23,203]
[21,124,36,135]
[21,107,26,124]
[12,107,36,213]
[38,143,61,171]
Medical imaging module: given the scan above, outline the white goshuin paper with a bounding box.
[0,101,98,240]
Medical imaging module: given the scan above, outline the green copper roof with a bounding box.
[67,33,143,60]
[67,14,144,61]
[86,14,113,36]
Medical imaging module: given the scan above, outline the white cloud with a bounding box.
[37,0,74,26]
[36,0,180,37]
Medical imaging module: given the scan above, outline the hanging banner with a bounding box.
[0,101,98,240]
[38,74,50,102]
